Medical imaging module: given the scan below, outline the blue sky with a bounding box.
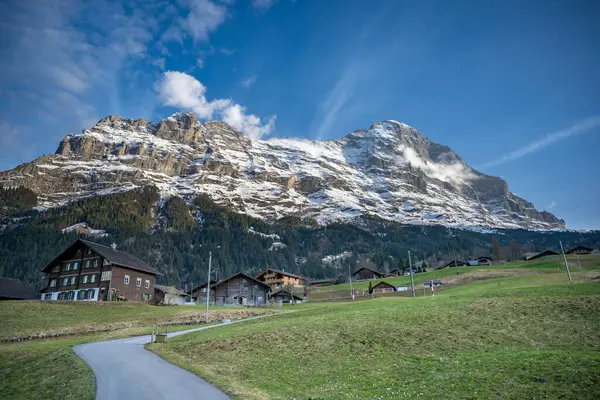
[1,0,599,229]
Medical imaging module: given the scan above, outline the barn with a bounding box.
[372,281,395,294]
[352,267,383,281]
[565,246,594,255]
[213,272,270,306]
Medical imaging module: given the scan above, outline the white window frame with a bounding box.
[71,276,77,285]
[50,279,57,287]
[144,279,150,289]
[64,263,71,271]
[63,277,69,286]
[44,293,52,300]
[90,274,96,283]
[124,275,130,285]
[73,262,79,270]
[92,259,99,268]
[136,277,142,288]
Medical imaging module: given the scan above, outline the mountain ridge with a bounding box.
[0,112,564,230]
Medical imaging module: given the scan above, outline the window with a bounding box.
[202,287,207,292]
[89,289,95,299]
[63,277,69,286]
[82,275,88,284]
[144,279,150,289]
[50,279,57,287]
[70,276,77,285]
[124,275,130,285]
[92,259,99,268]
[64,263,71,271]
[101,271,112,281]
[52,266,60,273]
[44,293,52,300]
[73,262,79,270]
[136,278,142,287]
[83,260,90,268]
[90,274,96,283]
[77,290,85,300]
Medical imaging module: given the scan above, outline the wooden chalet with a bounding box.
[190,280,216,302]
[255,268,304,290]
[476,256,492,266]
[526,250,559,261]
[271,289,303,304]
[213,272,270,306]
[0,277,36,300]
[372,281,395,294]
[440,260,469,269]
[310,278,336,287]
[40,239,158,302]
[352,267,383,281]
[566,246,594,255]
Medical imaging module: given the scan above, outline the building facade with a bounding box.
[40,239,158,302]
[352,267,383,281]
[255,268,304,290]
[213,273,270,306]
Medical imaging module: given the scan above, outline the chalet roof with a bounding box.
[255,268,303,280]
[566,246,594,254]
[271,289,303,300]
[372,281,395,289]
[477,256,492,261]
[190,280,217,293]
[352,267,383,276]
[154,284,188,296]
[0,277,36,300]
[526,250,559,261]
[441,260,469,268]
[214,272,271,290]
[310,278,335,284]
[41,239,158,275]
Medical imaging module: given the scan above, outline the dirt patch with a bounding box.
[2,308,276,343]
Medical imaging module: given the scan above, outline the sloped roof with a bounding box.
[154,284,187,296]
[214,272,271,290]
[255,268,303,280]
[271,289,303,299]
[352,267,383,276]
[566,246,594,254]
[441,260,469,268]
[0,277,36,299]
[372,281,395,289]
[190,280,217,293]
[42,240,158,275]
[526,250,559,261]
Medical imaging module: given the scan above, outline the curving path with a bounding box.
[74,314,277,400]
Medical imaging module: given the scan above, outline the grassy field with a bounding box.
[0,302,276,399]
[308,254,600,301]
[0,301,274,341]
[150,267,600,399]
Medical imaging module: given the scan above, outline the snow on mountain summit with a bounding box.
[0,113,565,230]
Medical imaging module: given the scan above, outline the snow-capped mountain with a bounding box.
[0,112,564,229]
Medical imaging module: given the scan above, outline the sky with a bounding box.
[0,0,599,229]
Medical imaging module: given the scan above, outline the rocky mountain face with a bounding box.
[0,112,564,230]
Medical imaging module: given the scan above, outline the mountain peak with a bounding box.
[0,114,565,230]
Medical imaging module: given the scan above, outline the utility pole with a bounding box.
[408,250,415,298]
[348,262,354,301]
[205,251,212,323]
[577,255,582,272]
[559,241,572,283]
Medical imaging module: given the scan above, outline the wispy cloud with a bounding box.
[548,200,558,209]
[313,64,360,140]
[479,115,600,170]
[241,74,258,89]
[156,71,275,139]
[252,0,278,12]
[220,47,236,56]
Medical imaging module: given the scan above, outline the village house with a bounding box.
[526,250,559,261]
[566,246,594,255]
[213,272,270,306]
[352,267,383,281]
[39,239,158,302]
[0,277,36,300]
[475,256,492,266]
[190,280,216,303]
[372,281,395,294]
[310,278,336,287]
[255,268,304,290]
[439,260,470,269]
[271,289,303,304]
[154,284,188,305]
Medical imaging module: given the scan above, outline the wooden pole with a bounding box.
[559,241,572,283]
[408,251,415,298]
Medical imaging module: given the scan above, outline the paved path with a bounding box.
[74,314,277,400]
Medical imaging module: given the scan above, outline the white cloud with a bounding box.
[196,57,205,69]
[479,115,600,170]
[151,57,166,70]
[252,0,278,11]
[548,200,558,209]
[220,47,236,56]
[241,74,258,89]
[313,64,360,140]
[400,145,475,185]
[156,71,276,139]
[173,0,229,43]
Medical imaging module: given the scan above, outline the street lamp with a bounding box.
[205,246,221,323]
